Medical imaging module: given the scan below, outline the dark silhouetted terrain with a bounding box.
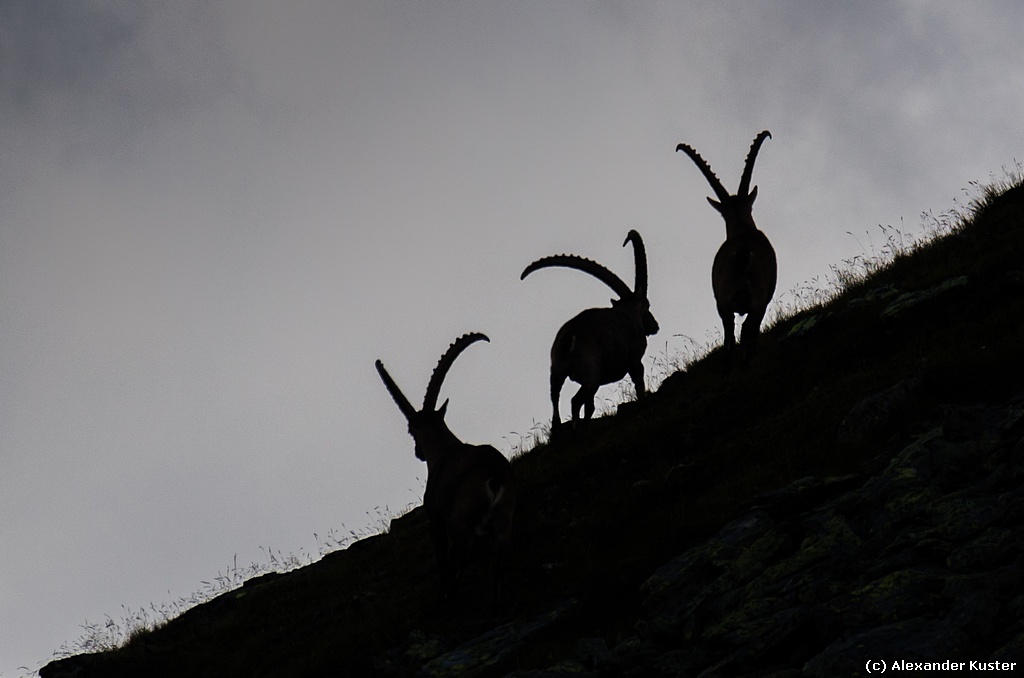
[43,177,1024,677]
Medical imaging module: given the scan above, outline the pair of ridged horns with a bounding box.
[676,130,771,201]
[519,229,649,299]
[375,333,490,420]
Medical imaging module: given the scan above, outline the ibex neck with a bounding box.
[725,217,758,239]
[416,427,463,466]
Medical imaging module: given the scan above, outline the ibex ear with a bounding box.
[438,399,449,417]
[749,185,758,202]
[707,196,724,214]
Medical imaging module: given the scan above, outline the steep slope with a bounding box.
[42,179,1024,677]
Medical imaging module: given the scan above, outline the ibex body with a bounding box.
[522,230,659,430]
[677,131,777,371]
[375,333,516,603]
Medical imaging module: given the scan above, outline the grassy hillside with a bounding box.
[42,173,1024,677]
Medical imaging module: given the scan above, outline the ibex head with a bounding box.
[676,130,771,236]
[375,333,489,464]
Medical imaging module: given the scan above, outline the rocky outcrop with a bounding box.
[602,393,1022,675]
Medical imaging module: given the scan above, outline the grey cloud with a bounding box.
[0,2,243,166]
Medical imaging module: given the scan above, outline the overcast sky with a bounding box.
[3,2,1023,673]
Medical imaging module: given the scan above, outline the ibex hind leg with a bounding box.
[550,369,567,431]
[448,538,469,598]
[490,531,511,606]
[571,384,598,426]
[628,365,646,400]
[430,520,455,604]
[719,309,737,375]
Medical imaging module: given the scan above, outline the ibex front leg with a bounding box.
[740,307,766,368]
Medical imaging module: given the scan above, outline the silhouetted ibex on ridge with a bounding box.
[375,333,516,603]
[521,230,659,430]
[676,131,777,372]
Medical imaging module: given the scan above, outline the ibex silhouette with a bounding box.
[522,230,659,429]
[376,333,516,603]
[677,131,777,372]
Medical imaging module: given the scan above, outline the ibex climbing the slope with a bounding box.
[676,130,777,372]
[375,333,516,604]
[521,230,659,431]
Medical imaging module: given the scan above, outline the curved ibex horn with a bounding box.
[521,254,633,300]
[375,360,417,421]
[676,142,730,203]
[622,230,648,300]
[738,130,771,197]
[422,332,490,413]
